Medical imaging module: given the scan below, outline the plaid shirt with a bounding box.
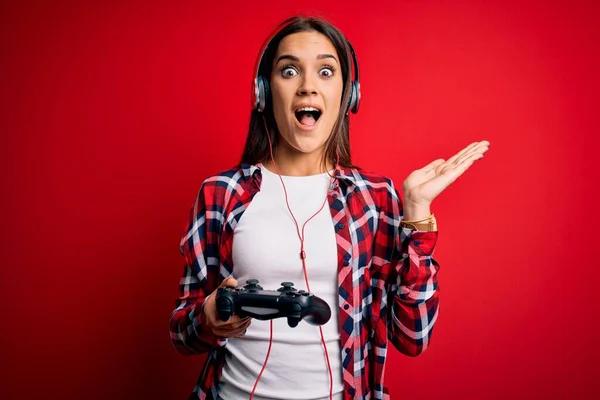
[170,163,440,400]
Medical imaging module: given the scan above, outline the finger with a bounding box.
[436,153,483,184]
[224,316,252,330]
[452,141,489,165]
[212,313,240,326]
[444,140,490,168]
[237,318,252,331]
[451,143,489,166]
[425,143,489,191]
[213,328,248,338]
[443,141,481,167]
[235,321,252,337]
[212,322,249,337]
[421,158,445,173]
[457,152,485,167]
[219,276,238,288]
[213,320,252,337]
[212,313,251,327]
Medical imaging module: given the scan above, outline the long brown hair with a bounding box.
[240,15,357,170]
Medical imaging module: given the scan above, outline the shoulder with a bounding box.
[340,166,400,199]
[339,166,403,217]
[200,164,254,189]
[193,164,257,205]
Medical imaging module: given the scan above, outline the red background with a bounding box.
[1,0,599,399]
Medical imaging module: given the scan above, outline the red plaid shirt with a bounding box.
[170,163,440,400]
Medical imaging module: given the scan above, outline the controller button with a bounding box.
[279,282,295,292]
[245,279,263,291]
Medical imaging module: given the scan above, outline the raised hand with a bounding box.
[402,141,490,212]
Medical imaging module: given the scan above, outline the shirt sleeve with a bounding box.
[169,181,228,355]
[385,179,441,357]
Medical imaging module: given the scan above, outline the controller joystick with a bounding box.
[244,279,262,291]
[278,282,295,292]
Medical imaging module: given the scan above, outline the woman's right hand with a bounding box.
[202,277,252,338]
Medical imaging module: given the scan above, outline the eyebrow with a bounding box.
[275,53,339,64]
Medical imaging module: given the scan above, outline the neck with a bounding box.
[264,149,333,177]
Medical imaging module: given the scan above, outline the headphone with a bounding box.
[252,21,361,115]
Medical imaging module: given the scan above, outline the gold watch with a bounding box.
[400,215,437,232]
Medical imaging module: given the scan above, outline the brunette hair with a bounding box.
[240,15,357,170]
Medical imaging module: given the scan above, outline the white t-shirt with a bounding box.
[218,166,343,400]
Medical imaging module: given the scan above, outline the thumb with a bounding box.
[219,276,238,288]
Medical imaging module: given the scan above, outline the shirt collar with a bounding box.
[240,163,357,187]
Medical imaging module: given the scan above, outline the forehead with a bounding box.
[274,31,338,59]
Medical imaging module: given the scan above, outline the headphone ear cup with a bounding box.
[347,81,360,114]
[352,81,361,114]
[256,76,270,112]
[263,78,271,111]
[256,76,266,112]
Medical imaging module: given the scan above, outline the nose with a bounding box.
[297,74,318,96]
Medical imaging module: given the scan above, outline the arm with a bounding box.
[386,141,489,356]
[386,180,440,357]
[169,182,226,355]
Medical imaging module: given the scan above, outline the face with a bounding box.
[270,31,344,160]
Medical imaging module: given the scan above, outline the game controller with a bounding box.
[215,279,332,328]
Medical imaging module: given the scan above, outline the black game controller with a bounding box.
[215,279,332,328]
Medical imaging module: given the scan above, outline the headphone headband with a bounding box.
[252,20,361,114]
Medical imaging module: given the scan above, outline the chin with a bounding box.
[291,130,328,147]
[289,141,325,155]
[278,119,334,153]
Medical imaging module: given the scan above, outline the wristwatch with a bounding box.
[400,215,437,232]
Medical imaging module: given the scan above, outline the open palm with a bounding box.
[402,141,490,206]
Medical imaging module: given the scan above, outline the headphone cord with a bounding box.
[249,116,335,400]
[249,320,273,400]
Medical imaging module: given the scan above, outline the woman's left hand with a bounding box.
[402,141,490,213]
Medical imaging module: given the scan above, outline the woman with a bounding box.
[170,15,489,400]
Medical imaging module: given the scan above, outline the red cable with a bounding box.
[247,116,334,400]
[249,320,274,400]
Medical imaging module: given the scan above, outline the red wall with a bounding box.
[1,1,599,399]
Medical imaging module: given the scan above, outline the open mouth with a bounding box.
[294,107,322,127]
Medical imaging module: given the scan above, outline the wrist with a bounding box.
[401,214,437,232]
[403,201,431,221]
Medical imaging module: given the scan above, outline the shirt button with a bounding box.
[337,223,344,229]
[343,304,350,310]
[345,348,350,354]
[343,261,349,266]
[414,240,421,246]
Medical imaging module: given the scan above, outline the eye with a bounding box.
[280,66,298,78]
[319,65,335,78]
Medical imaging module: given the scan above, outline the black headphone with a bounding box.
[252,23,361,115]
